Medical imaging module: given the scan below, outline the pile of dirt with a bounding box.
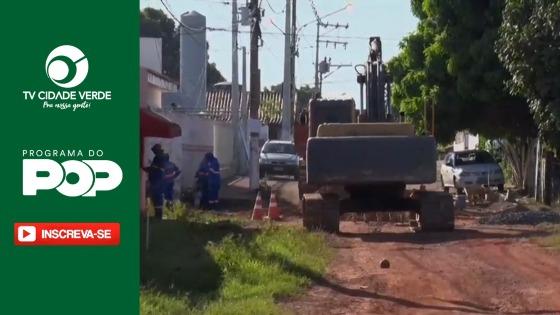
[480,209,560,225]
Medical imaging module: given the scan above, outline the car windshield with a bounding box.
[262,143,296,154]
[454,151,495,166]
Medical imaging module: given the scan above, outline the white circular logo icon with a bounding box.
[45,45,89,88]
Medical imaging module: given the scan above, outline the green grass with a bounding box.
[538,224,560,250]
[141,205,332,315]
[141,290,194,315]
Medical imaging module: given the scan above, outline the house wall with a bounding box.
[163,113,235,191]
[453,131,479,152]
[166,113,213,191]
[140,72,163,109]
[213,121,235,179]
[141,68,178,109]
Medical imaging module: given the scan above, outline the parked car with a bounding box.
[259,140,299,179]
[440,150,505,193]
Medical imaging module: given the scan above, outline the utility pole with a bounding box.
[281,0,292,140]
[231,0,241,172]
[291,0,297,127]
[314,22,320,93]
[249,0,262,190]
[313,22,349,95]
[241,46,248,136]
[304,2,350,96]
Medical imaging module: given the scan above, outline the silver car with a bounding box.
[259,140,299,179]
[440,150,505,193]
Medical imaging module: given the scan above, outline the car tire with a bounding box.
[453,177,464,195]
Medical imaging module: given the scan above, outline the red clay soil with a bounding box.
[251,178,560,314]
[282,217,560,315]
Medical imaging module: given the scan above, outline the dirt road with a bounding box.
[269,179,560,315]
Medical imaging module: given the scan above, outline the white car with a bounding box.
[259,140,300,179]
[440,150,505,193]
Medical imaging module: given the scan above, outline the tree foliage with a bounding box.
[296,84,314,109]
[207,62,226,87]
[389,0,536,143]
[497,0,560,150]
[140,8,225,86]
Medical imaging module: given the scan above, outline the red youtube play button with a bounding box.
[17,226,36,243]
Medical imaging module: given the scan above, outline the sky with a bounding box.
[140,0,418,100]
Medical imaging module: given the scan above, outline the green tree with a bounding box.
[389,1,538,189]
[140,8,225,86]
[207,62,225,87]
[296,84,314,110]
[389,1,536,143]
[140,8,179,79]
[497,0,560,151]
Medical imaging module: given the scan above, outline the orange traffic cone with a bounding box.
[251,192,266,220]
[267,192,282,220]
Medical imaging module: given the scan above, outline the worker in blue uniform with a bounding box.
[195,157,210,209]
[206,152,221,209]
[162,153,181,206]
[144,145,166,219]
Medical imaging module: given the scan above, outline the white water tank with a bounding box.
[213,121,234,178]
[180,11,207,111]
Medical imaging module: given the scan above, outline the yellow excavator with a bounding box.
[296,37,454,233]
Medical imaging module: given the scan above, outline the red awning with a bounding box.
[140,108,181,139]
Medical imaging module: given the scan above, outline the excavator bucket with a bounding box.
[306,135,437,185]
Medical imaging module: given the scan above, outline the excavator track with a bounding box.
[297,165,317,200]
[302,193,340,233]
[416,191,455,232]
